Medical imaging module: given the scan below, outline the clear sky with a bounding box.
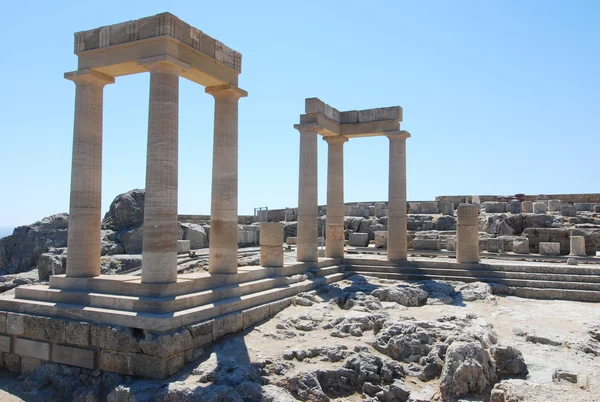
[0,0,598,228]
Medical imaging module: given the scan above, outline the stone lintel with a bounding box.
[385,130,411,141]
[205,83,248,99]
[138,55,191,74]
[342,121,402,138]
[64,69,115,86]
[297,115,341,136]
[74,12,242,73]
[305,98,341,122]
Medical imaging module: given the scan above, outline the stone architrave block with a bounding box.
[177,240,191,254]
[570,236,586,257]
[348,233,369,247]
[539,242,560,256]
[439,202,454,216]
[547,200,563,212]
[412,238,441,250]
[513,238,530,254]
[487,238,504,253]
[484,202,508,213]
[446,238,456,251]
[14,338,50,361]
[374,231,388,248]
[509,201,522,214]
[561,205,577,217]
[522,201,534,213]
[286,237,298,245]
[52,344,95,369]
[533,202,547,214]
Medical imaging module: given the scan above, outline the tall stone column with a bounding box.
[64,69,114,278]
[141,62,182,283]
[295,126,320,262]
[386,131,411,262]
[324,136,348,258]
[457,204,480,263]
[206,84,247,274]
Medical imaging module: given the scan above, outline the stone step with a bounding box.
[0,272,347,333]
[348,270,600,292]
[344,258,600,276]
[308,265,345,277]
[16,276,290,314]
[511,287,600,302]
[346,265,600,284]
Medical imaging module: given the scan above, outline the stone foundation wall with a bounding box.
[436,193,600,205]
[0,298,292,379]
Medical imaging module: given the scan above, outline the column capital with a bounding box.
[323,135,348,145]
[205,84,248,99]
[64,69,115,86]
[294,124,321,134]
[138,55,190,75]
[385,130,411,141]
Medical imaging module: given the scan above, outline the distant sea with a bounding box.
[0,226,14,239]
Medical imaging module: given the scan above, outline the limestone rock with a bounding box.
[102,189,145,231]
[491,379,597,402]
[37,252,66,281]
[180,223,208,249]
[115,226,143,254]
[372,286,428,307]
[491,345,528,377]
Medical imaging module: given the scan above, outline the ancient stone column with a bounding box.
[64,69,114,277]
[456,204,480,263]
[570,235,586,256]
[324,136,348,258]
[260,223,284,267]
[386,131,411,262]
[295,126,320,262]
[141,62,182,284]
[206,84,247,274]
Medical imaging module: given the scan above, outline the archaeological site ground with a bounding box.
[0,11,598,402]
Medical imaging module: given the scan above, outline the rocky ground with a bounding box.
[0,274,598,402]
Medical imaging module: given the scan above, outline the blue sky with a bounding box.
[0,0,598,228]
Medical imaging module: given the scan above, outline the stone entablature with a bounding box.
[298,98,402,137]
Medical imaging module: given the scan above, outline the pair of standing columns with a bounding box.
[295,130,410,262]
[295,129,348,262]
[65,65,245,282]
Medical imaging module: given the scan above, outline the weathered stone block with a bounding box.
[561,205,577,217]
[24,315,66,343]
[594,205,600,213]
[0,312,6,333]
[522,201,533,213]
[487,238,505,253]
[570,236,586,257]
[373,231,388,249]
[439,202,454,216]
[176,240,190,254]
[4,353,20,372]
[52,344,95,369]
[100,350,184,379]
[412,238,441,250]
[575,203,595,212]
[0,335,11,353]
[6,313,25,336]
[513,238,529,254]
[267,298,293,317]
[139,328,192,357]
[539,242,560,256]
[484,202,508,213]
[447,238,456,251]
[213,312,243,340]
[243,305,270,329]
[286,237,297,245]
[509,201,522,214]
[14,338,50,360]
[547,200,563,212]
[188,320,213,349]
[20,356,42,375]
[418,202,439,214]
[91,325,140,353]
[374,203,387,218]
[348,233,369,247]
[66,321,90,346]
[533,202,547,214]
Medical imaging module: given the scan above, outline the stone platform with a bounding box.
[0,259,345,378]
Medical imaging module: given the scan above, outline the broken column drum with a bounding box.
[456,204,480,263]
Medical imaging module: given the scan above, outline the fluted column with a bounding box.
[295,125,320,262]
[64,69,114,277]
[141,61,182,284]
[206,84,247,274]
[387,131,411,262]
[324,136,348,258]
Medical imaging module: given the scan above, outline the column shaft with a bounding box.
[325,136,347,258]
[457,204,480,263]
[297,129,319,262]
[142,66,180,283]
[387,132,410,262]
[65,70,113,278]
[207,85,246,274]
